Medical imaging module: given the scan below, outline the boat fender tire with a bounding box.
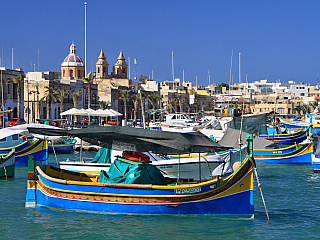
[123,151,150,163]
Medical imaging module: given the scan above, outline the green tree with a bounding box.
[294,105,302,117]
[7,74,25,121]
[169,98,179,113]
[121,90,129,121]
[138,75,148,83]
[193,101,200,113]
[157,95,164,121]
[131,95,140,125]
[302,104,311,114]
[72,92,81,109]
[54,89,69,115]
[72,92,81,123]
[98,100,109,110]
[147,94,158,122]
[182,99,191,113]
[310,101,318,112]
[219,83,229,90]
[84,73,95,109]
[40,86,57,119]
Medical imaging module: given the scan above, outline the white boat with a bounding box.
[199,117,234,141]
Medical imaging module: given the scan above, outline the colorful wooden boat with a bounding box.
[0,139,48,165]
[0,150,15,179]
[279,117,320,135]
[26,126,256,216]
[48,137,76,154]
[312,139,320,173]
[253,142,313,164]
[15,139,48,165]
[258,126,310,144]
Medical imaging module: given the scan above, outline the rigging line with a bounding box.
[202,156,213,179]
[113,160,130,181]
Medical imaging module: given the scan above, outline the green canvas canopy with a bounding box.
[99,158,165,184]
[28,125,226,154]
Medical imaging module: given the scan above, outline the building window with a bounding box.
[70,70,73,78]
[78,70,81,78]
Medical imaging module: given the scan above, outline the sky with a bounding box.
[1,1,320,86]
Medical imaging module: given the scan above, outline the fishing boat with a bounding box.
[0,139,48,166]
[278,117,320,135]
[26,126,256,216]
[0,150,15,179]
[0,134,21,149]
[258,126,311,144]
[0,124,64,165]
[312,139,320,173]
[48,137,77,154]
[220,128,313,164]
[253,142,313,164]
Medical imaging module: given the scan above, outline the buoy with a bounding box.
[233,161,241,171]
[123,151,150,163]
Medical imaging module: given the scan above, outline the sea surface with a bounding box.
[1,151,320,239]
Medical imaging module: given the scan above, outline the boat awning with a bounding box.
[219,128,279,149]
[28,125,227,154]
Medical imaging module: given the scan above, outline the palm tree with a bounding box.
[72,92,81,109]
[72,92,81,123]
[121,90,129,121]
[140,92,146,126]
[98,100,109,110]
[84,73,95,109]
[54,89,69,115]
[147,94,158,122]
[310,101,318,112]
[40,86,57,120]
[131,95,140,126]
[294,105,303,117]
[302,104,311,114]
[182,99,191,113]
[169,98,178,113]
[193,101,200,113]
[7,74,25,122]
[157,95,164,121]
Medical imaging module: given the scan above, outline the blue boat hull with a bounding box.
[15,140,48,166]
[254,143,313,164]
[48,144,75,154]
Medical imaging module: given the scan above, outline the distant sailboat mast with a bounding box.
[84,2,87,77]
[239,52,241,84]
[228,49,233,108]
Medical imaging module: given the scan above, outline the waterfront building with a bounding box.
[0,67,25,123]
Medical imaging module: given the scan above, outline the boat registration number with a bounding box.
[272,151,283,154]
[175,187,201,194]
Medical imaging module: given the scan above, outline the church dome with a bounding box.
[61,43,85,67]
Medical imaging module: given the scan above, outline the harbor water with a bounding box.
[1,151,320,239]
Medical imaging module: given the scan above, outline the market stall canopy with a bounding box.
[28,125,227,154]
[107,109,122,116]
[89,109,112,117]
[60,108,88,116]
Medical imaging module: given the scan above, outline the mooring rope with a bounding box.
[4,162,7,180]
